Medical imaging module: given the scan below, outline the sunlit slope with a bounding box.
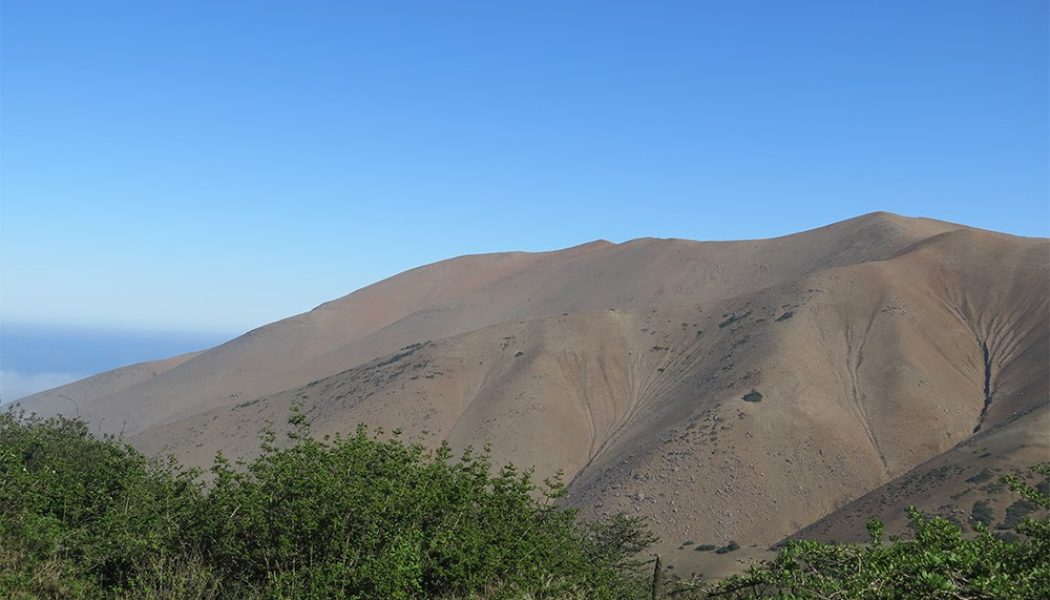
[11,352,199,422]
[794,405,1049,543]
[21,212,959,436]
[19,213,1047,561]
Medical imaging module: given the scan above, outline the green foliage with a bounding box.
[0,410,653,599]
[706,464,1050,599]
[5,407,1048,600]
[0,410,204,598]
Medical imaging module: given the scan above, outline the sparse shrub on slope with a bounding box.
[741,390,763,403]
[971,499,994,528]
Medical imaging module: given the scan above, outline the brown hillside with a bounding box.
[18,212,1048,572]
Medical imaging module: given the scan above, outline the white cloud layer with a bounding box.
[0,370,85,404]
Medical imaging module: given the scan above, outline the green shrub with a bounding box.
[708,465,1050,599]
[998,499,1040,530]
[0,410,204,598]
[718,311,752,329]
[971,499,994,528]
[5,408,1048,600]
[966,467,994,484]
[715,541,740,554]
[0,409,653,599]
[742,390,763,403]
[985,480,1008,493]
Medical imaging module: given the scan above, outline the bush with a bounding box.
[707,464,1050,599]
[6,408,1048,599]
[0,409,654,599]
[718,311,752,329]
[971,499,994,528]
[998,499,1040,530]
[742,390,763,403]
[966,467,994,484]
[715,541,740,554]
[0,410,203,597]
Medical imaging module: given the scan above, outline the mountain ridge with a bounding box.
[17,212,1048,573]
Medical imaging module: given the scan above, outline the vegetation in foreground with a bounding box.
[708,468,1049,599]
[1,408,1047,599]
[0,408,655,599]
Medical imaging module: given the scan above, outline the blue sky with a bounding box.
[2,0,1048,339]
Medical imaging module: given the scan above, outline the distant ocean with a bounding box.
[0,323,234,402]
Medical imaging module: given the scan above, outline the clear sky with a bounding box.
[2,0,1048,336]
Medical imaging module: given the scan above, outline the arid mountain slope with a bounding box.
[14,351,200,426]
[794,404,1049,544]
[18,213,1048,569]
[22,212,959,435]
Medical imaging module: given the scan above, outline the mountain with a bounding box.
[18,212,1048,574]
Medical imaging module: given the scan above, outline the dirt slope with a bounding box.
[21,213,958,434]
[793,404,1049,543]
[17,212,1048,571]
[12,352,199,426]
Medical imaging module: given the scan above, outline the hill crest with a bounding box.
[17,213,1048,573]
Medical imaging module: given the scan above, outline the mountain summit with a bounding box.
[19,212,1048,571]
